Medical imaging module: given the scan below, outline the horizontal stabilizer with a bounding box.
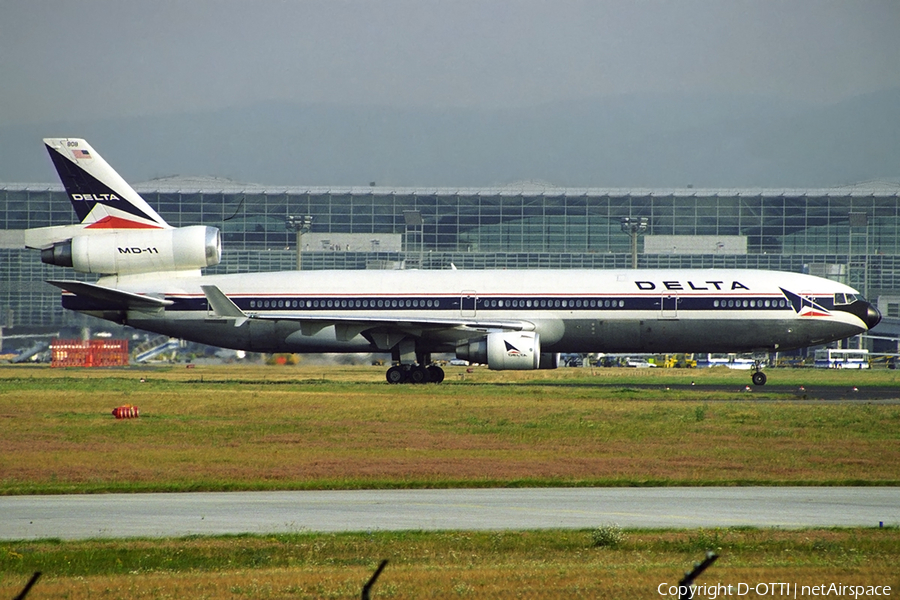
[47,280,172,310]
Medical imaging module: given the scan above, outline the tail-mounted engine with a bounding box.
[456,331,558,370]
[41,225,221,275]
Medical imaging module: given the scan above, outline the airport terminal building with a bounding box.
[2,178,900,346]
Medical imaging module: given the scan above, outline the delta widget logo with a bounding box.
[505,341,529,357]
[780,288,831,317]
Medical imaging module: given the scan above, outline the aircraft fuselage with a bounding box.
[67,268,877,356]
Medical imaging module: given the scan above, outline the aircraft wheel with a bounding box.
[751,371,767,386]
[427,365,445,383]
[409,365,429,384]
[386,365,406,384]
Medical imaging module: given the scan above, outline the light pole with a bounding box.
[848,212,869,299]
[620,217,648,269]
[285,215,313,270]
[403,210,424,269]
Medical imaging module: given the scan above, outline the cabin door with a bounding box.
[661,292,678,319]
[461,290,477,317]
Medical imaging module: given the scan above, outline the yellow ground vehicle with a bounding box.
[663,354,697,368]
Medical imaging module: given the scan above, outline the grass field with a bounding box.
[1,528,898,599]
[2,364,899,596]
[1,364,899,494]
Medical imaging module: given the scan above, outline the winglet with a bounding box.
[201,285,248,326]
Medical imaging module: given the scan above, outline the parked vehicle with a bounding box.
[814,348,869,369]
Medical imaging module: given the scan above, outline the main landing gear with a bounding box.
[385,363,445,384]
[751,360,767,386]
[385,337,444,383]
[384,341,445,384]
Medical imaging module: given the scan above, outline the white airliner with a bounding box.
[25,138,881,385]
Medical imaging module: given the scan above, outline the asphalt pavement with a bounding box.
[1,487,897,540]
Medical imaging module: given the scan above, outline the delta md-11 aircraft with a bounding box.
[24,138,881,385]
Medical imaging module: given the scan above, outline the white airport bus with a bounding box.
[697,353,758,369]
[813,348,870,369]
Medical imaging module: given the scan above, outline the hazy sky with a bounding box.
[3,0,899,126]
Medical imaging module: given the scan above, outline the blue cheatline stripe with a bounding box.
[131,295,802,313]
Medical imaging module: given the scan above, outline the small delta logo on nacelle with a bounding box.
[505,341,528,357]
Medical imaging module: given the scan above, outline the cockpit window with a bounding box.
[834,293,857,305]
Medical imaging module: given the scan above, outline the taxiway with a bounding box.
[1,487,897,540]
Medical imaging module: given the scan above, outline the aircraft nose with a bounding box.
[865,303,882,330]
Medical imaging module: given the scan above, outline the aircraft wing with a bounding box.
[47,280,173,310]
[200,285,533,335]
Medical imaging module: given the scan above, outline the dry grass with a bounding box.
[2,365,899,597]
[1,364,899,493]
[1,529,898,599]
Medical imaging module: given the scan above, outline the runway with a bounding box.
[1,487,897,540]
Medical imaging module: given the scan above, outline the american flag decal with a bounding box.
[74,149,91,159]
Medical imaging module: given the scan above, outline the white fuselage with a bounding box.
[70,268,872,356]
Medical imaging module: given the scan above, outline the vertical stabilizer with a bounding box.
[43,138,170,229]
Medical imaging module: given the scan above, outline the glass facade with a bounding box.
[2,181,899,327]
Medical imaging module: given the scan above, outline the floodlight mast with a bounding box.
[403,210,424,269]
[620,217,648,269]
[286,215,313,270]
[848,212,869,301]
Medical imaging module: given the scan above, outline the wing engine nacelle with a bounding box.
[456,331,543,370]
[40,225,221,275]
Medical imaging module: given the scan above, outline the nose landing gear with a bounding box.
[751,360,767,386]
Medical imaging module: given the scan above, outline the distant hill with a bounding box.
[3,89,899,188]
